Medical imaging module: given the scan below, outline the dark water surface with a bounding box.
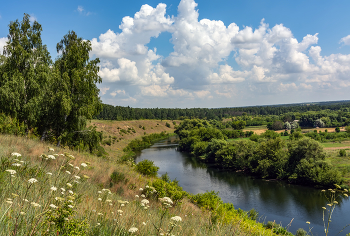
[135,137,350,235]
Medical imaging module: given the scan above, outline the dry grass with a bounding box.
[90,119,177,158]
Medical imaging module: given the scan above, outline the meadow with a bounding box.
[0,122,283,236]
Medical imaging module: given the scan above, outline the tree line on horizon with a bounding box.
[0,14,103,152]
[95,101,350,126]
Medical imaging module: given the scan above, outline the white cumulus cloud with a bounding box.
[91,0,350,107]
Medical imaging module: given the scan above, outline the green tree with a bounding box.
[52,31,102,146]
[0,14,52,132]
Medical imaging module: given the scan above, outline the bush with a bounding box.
[165,122,171,128]
[135,159,159,177]
[110,170,126,184]
[339,149,346,157]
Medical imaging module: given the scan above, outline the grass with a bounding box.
[0,124,281,235]
[321,141,350,148]
[90,119,177,158]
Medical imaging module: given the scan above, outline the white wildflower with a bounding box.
[50,186,57,191]
[146,185,149,188]
[11,152,22,157]
[48,147,54,152]
[98,213,103,216]
[97,223,101,226]
[68,205,74,208]
[142,222,146,225]
[159,197,173,205]
[141,194,145,198]
[47,155,56,160]
[98,198,102,201]
[66,183,72,188]
[98,191,102,194]
[135,195,139,198]
[128,227,138,233]
[75,166,80,170]
[68,190,74,195]
[139,188,143,191]
[12,163,21,167]
[141,199,149,205]
[6,169,16,175]
[81,163,87,167]
[74,175,80,179]
[68,200,73,203]
[47,172,52,176]
[117,210,123,214]
[61,188,66,192]
[170,216,182,222]
[28,178,38,184]
[6,200,13,204]
[31,202,41,207]
[121,204,125,207]
[66,171,71,175]
[20,212,25,215]
[50,204,57,209]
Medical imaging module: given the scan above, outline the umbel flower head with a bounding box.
[6,169,17,175]
[28,178,38,184]
[128,227,138,233]
[170,216,182,222]
[11,152,22,157]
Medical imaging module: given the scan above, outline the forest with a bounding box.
[95,101,350,128]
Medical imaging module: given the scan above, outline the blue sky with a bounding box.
[1,0,350,108]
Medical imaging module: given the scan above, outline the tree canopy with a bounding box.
[0,14,103,152]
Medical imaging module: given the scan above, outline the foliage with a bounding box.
[0,113,26,136]
[123,132,169,153]
[339,149,347,157]
[0,15,103,152]
[110,170,126,184]
[149,177,188,204]
[135,159,159,177]
[95,100,350,123]
[0,14,52,132]
[176,119,343,187]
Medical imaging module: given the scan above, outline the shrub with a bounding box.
[110,170,126,184]
[135,159,159,177]
[165,122,171,128]
[339,149,346,157]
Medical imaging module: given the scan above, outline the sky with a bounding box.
[1,0,350,108]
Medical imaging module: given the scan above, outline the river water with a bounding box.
[135,136,350,235]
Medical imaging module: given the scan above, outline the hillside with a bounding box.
[0,120,281,235]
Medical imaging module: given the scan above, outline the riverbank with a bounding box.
[0,119,283,235]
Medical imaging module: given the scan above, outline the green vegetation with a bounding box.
[95,100,350,122]
[175,119,344,188]
[0,14,103,153]
[135,159,159,177]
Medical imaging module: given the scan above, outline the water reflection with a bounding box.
[135,137,350,235]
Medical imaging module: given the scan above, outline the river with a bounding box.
[135,136,350,235]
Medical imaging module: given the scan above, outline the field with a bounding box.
[243,125,346,135]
